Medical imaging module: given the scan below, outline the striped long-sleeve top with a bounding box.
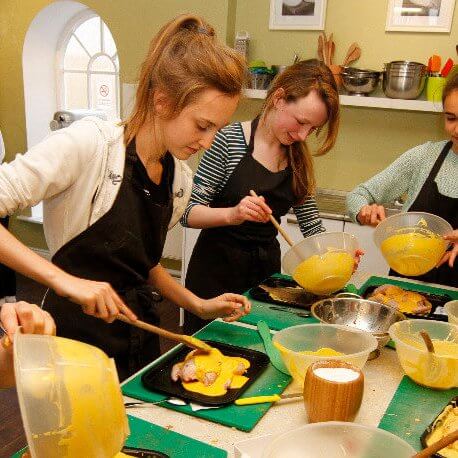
[180,122,324,237]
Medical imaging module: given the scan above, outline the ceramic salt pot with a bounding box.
[303,360,364,423]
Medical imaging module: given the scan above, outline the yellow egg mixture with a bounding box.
[381,231,447,276]
[273,342,343,357]
[292,251,354,295]
[401,338,458,389]
[426,404,458,458]
[178,348,250,396]
[27,338,127,457]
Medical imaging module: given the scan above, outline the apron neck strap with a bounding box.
[247,116,260,154]
[429,140,453,181]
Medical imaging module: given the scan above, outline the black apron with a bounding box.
[44,140,174,380]
[184,118,296,333]
[389,141,457,287]
[0,216,16,299]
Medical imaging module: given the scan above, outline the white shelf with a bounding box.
[243,88,442,113]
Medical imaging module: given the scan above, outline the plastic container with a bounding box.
[14,332,129,458]
[262,422,416,457]
[445,300,458,325]
[426,75,446,103]
[373,212,452,277]
[389,319,458,389]
[272,324,377,387]
[282,232,358,295]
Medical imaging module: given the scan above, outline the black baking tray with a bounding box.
[249,276,326,309]
[361,285,452,322]
[420,396,458,457]
[141,340,270,406]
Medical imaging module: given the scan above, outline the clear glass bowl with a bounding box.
[282,232,358,295]
[445,300,458,325]
[272,323,377,387]
[262,422,415,457]
[14,332,129,458]
[373,212,452,276]
[389,319,458,389]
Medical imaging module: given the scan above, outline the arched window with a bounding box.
[59,12,120,118]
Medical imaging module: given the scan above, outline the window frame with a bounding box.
[56,9,120,116]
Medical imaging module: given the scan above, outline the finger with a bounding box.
[370,206,379,226]
[243,207,266,222]
[252,196,272,215]
[82,300,96,317]
[224,294,251,313]
[95,294,109,320]
[16,302,37,334]
[42,311,56,336]
[245,201,270,221]
[115,294,137,321]
[30,308,45,335]
[437,252,449,267]
[101,292,119,323]
[0,303,20,338]
[377,206,386,221]
[448,249,457,268]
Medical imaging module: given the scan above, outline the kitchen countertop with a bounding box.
[122,318,404,456]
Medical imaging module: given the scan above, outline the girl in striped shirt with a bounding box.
[181,60,341,333]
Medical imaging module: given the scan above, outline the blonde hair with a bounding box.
[122,14,247,146]
[261,59,340,203]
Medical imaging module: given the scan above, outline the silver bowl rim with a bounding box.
[310,297,407,333]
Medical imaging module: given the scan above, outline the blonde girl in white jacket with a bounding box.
[0,14,250,378]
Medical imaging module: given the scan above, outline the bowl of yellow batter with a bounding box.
[272,324,378,387]
[373,212,452,277]
[282,232,359,296]
[14,332,129,458]
[389,319,458,389]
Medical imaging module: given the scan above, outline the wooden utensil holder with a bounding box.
[303,360,364,423]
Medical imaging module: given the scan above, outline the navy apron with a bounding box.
[184,118,296,333]
[44,140,174,380]
[389,141,457,287]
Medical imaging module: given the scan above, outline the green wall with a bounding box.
[1,0,456,250]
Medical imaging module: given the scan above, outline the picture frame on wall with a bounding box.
[385,0,455,32]
[269,0,327,30]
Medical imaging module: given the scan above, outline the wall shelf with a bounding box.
[243,88,442,113]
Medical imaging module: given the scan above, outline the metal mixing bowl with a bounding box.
[341,69,380,96]
[383,61,427,99]
[311,297,406,359]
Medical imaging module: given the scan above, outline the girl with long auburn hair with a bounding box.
[182,59,342,334]
[0,14,250,379]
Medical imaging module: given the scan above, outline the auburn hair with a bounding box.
[122,14,247,146]
[261,59,340,203]
[442,71,458,104]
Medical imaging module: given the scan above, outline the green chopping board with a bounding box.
[122,321,291,432]
[11,415,226,458]
[379,376,458,451]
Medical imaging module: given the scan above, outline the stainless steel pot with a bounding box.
[341,69,381,96]
[382,61,427,99]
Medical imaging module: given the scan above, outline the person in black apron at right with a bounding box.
[347,74,458,288]
[0,15,250,380]
[182,60,345,334]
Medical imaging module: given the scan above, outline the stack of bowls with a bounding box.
[340,67,381,96]
[383,61,427,99]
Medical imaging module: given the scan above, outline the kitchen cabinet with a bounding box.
[343,221,389,276]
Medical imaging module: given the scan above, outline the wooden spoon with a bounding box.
[420,330,435,353]
[116,314,212,352]
[328,33,334,66]
[249,190,294,247]
[412,429,458,458]
[317,34,324,62]
[343,42,361,66]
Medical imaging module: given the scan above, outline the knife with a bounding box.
[235,392,302,406]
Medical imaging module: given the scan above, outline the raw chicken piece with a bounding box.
[171,348,249,393]
[368,284,432,315]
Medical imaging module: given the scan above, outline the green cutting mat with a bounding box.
[358,275,458,300]
[122,321,291,432]
[11,415,226,458]
[379,376,458,451]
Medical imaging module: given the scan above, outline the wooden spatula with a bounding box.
[116,314,212,352]
[412,429,458,458]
